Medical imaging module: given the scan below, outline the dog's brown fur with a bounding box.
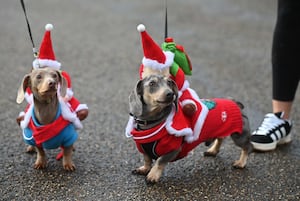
[16,68,76,171]
[129,74,253,184]
[141,66,170,80]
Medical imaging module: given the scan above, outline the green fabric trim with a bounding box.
[170,62,179,76]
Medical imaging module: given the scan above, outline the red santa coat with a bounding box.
[126,97,243,161]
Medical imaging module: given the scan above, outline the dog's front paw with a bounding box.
[62,146,76,171]
[26,145,36,153]
[34,158,47,169]
[146,165,163,184]
[132,165,151,175]
[63,159,76,171]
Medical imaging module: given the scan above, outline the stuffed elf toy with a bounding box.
[137,24,196,116]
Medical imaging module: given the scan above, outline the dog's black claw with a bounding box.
[132,169,147,176]
[203,151,217,157]
[145,178,156,186]
[132,169,150,176]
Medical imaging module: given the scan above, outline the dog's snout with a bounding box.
[48,80,55,87]
[48,79,57,88]
[166,91,174,101]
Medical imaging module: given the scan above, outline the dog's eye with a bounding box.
[36,74,42,80]
[167,80,173,86]
[149,81,157,87]
[52,73,58,79]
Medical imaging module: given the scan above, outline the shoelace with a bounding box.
[254,114,285,135]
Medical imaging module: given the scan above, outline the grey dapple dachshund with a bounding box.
[126,74,253,184]
[16,67,78,171]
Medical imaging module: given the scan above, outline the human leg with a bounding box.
[251,0,299,151]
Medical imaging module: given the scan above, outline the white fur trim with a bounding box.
[66,88,74,99]
[142,51,174,70]
[59,98,83,129]
[132,122,167,140]
[165,106,193,137]
[20,103,34,129]
[24,92,33,104]
[125,116,134,138]
[75,104,88,112]
[181,80,190,92]
[181,99,197,111]
[126,105,194,140]
[18,111,25,117]
[184,88,209,143]
[32,59,61,69]
[20,97,83,130]
[178,80,190,98]
[57,86,74,101]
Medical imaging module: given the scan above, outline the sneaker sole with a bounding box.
[251,135,292,151]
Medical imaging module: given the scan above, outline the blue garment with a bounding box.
[23,104,78,149]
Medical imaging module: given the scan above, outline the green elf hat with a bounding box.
[161,37,192,75]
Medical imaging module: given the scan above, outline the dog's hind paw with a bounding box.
[132,169,145,175]
[232,160,246,169]
[132,166,150,175]
[203,151,218,157]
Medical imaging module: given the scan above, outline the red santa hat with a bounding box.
[32,24,61,70]
[137,24,174,70]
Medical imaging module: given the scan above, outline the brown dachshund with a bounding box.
[17,68,77,171]
[126,74,253,184]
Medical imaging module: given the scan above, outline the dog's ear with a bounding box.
[168,78,179,111]
[57,71,68,98]
[129,79,144,117]
[16,74,31,104]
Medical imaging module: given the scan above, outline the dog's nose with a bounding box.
[166,91,174,101]
[48,80,56,87]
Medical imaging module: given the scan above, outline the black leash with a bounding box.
[20,0,38,58]
[164,0,168,40]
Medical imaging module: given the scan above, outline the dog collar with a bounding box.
[129,113,160,126]
[129,105,173,127]
[132,116,164,127]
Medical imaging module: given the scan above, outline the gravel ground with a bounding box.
[0,0,299,200]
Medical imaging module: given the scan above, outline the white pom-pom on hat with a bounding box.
[137,24,145,32]
[45,23,53,31]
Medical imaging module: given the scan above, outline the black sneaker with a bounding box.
[251,112,292,151]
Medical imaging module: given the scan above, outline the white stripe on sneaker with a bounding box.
[280,127,286,137]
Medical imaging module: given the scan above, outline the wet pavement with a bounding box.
[0,0,299,200]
